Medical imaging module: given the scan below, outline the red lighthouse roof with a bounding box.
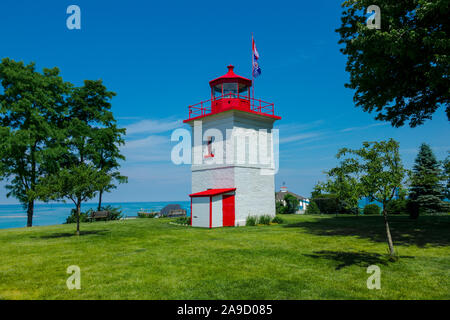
[209,65,252,87]
[184,65,280,123]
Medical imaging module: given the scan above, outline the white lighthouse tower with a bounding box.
[184,65,281,227]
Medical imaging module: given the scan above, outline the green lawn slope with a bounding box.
[0,214,448,299]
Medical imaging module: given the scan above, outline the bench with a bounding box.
[167,209,187,218]
[90,210,110,221]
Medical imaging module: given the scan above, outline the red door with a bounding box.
[222,194,235,227]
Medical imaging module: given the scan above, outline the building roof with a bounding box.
[275,191,307,201]
[209,65,252,87]
[189,188,236,197]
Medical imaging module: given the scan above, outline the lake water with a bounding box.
[0,201,191,230]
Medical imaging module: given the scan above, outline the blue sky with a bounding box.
[0,0,448,204]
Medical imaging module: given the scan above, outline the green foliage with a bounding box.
[276,194,300,214]
[246,215,258,226]
[65,209,90,224]
[0,58,127,230]
[408,143,447,217]
[322,139,406,256]
[64,80,127,212]
[363,204,381,215]
[312,194,343,214]
[305,200,321,214]
[322,168,361,212]
[275,201,287,214]
[100,205,123,221]
[138,212,157,218]
[0,58,70,227]
[271,215,285,224]
[443,154,450,199]
[175,216,190,225]
[336,0,449,127]
[257,215,272,225]
[284,194,300,214]
[38,164,111,204]
[337,139,406,208]
[90,123,127,211]
[386,199,408,215]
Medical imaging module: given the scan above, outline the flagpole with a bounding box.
[251,33,255,105]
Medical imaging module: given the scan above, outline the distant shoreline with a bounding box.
[0,201,191,230]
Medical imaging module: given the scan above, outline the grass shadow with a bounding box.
[35,229,110,239]
[284,215,450,248]
[303,250,414,270]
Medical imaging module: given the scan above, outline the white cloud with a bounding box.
[126,118,182,135]
[340,123,387,133]
[123,135,168,149]
[279,132,323,144]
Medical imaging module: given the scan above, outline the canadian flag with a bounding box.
[252,37,261,78]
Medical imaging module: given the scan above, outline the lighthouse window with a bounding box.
[205,136,214,158]
[238,84,249,98]
[213,84,222,98]
[223,83,238,97]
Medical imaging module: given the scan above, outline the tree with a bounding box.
[336,0,449,127]
[336,139,406,257]
[0,58,68,227]
[284,194,299,214]
[65,80,122,204]
[276,194,299,214]
[41,79,125,234]
[39,164,110,235]
[312,154,363,215]
[443,153,450,199]
[305,200,320,214]
[91,125,127,211]
[408,143,446,217]
[325,163,362,214]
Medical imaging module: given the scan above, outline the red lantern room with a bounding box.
[184,65,281,123]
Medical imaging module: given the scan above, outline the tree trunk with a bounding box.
[382,205,396,257]
[98,189,103,211]
[26,200,34,227]
[76,199,81,236]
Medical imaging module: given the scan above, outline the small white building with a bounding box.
[275,185,310,214]
[184,65,281,227]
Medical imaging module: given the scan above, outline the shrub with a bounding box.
[257,215,272,225]
[386,199,408,215]
[283,194,299,214]
[175,216,190,225]
[305,201,320,214]
[246,215,258,226]
[100,205,123,221]
[312,194,343,214]
[276,201,287,214]
[407,200,420,219]
[363,204,381,215]
[65,209,91,224]
[271,215,284,224]
[138,212,157,218]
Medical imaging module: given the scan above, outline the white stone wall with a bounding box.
[234,166,275,226]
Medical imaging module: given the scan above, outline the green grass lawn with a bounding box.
[0,214,449,300]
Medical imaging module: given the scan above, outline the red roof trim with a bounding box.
[183,109,281,123]
[189,188,236,197]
